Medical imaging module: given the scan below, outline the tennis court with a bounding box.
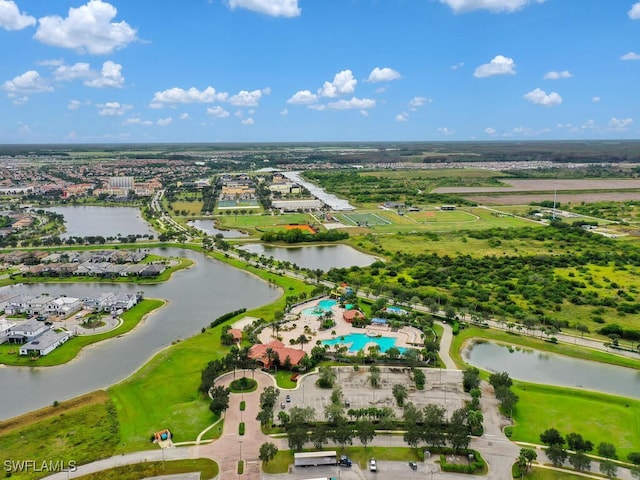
[337,212,393,226]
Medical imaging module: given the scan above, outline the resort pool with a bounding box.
[301,299,337,316]
[322,333,403,353]
[386,306,408,315]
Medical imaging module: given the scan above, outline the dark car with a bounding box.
[409,461,418,470]
[285,394,291,402]
[339,455,352,467]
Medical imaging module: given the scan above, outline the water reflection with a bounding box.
[465,341,640,399]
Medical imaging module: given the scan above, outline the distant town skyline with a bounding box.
[0,0,638,143]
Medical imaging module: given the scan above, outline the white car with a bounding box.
[370,459,377,472]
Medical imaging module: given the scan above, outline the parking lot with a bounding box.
[277,366,467,420]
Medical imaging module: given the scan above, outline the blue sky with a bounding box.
[0,0,638,143]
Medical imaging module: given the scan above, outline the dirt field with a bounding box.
[283,224,316,234]
[466,192,640,205]
[433,178,640,194]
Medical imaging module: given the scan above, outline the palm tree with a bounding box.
[297,334,308,350]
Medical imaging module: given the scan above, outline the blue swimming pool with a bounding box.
[386,306,408,315]
[301,299,337,316]
[322,333,403,353]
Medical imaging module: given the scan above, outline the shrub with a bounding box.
[239,422,245,435]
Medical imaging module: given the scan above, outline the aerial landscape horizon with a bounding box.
[1,1,640,479]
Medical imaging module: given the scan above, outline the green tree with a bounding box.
[422,404,446,448]
[568,451,591,472]
[629,452,640,465]
[286,424,308,451]
[413,368,426,390]
[466,409,483,436]
[258,442,278,464]
[599,459,617,479]
[209,386,230,415]
[540,428,564,446]
[318,365,336,388]
[448,408,470,453]
[546,444,567,467]
[462,368,480,392]
[310,423,329,449]
[356,420,376,448]
[489,371,513,389]
[392,384,408,407]
[331,420,355,447]
[597,442,617,459]
[518,448,537,472]
[566,432,593,453]
[369,365,381,388]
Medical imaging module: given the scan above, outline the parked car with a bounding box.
[280,402,286,409]
[285,394,291,403]
[339,455,352,467]
[370,458,377,472]
[409,461,417,470]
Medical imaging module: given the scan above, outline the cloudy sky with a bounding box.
[0,0,638,143]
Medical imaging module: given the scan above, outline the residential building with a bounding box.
[8,319,49,344]
[19,330,72,356]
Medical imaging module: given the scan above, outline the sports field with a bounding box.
[336,211,392,227]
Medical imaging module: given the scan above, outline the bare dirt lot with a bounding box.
[466,191,640,205]
[434,178,640,194]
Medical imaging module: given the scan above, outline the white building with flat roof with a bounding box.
[0,319,16,344]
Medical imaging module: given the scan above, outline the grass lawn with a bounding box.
[512,382,640,459]
[0,391,120,480]
[172,200,204,215]
[274,369,298,389]
[518,467,589,480]
[75,459,219,480]
[217,212,315,232]
[0,299,165,366]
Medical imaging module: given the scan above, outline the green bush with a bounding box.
[240,401,246,411]
[239,422,245,436]
[439,450,485,474]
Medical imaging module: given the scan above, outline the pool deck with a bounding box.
[257,297,423,355]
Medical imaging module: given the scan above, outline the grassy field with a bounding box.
[75,459,219,480]
[518,467,589,480]
[512,382,640,459]
[359,169,509,180]
[0,391,119,480]
[0,299,165,366]
[217,212,316,233]
[171,200,204,215]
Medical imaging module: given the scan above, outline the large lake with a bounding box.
[43,206,155,238]
[238,243,377,271]
[464,341,640,399]
[0,247,280,420]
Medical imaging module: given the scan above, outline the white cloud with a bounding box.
[226,0,301,17]
[408,96,431,109]
[150,86,228,108]
[308,104,326,111]
[367,67,402,83]
[319,70,357,98]
[544,70,572,80]
[621,51,640,61]
[34,0,138,55]
[97,101,131,116]
[629,2,640,19]
[0,0,36,30]
[451,62,464,70]
[207,106,230,118]
[474,55,516,78]
[68,99,90,110]
[37,58,65,67]
[485,127,497,135]
[523,87,562,106]
[84,61,124,88]
[287,90,318,105]
[438,127,454,136]
[241,117,255,125]
[179,113,190,120]
[280,108,288,115]
[123,116,152,126]
[157,117,172,126]
[440,0,544,13]
[3,70,53,95]
[396,112,409,122]
[592,96,601,103]
[229,89,263,106]
[53,62,92,81]
[609,117,633,130]
[326,97,375,110]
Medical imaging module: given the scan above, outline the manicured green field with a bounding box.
[338,211,392,226]
[217,212,315,232]
[172,200,204,215]
[512,382,640,459]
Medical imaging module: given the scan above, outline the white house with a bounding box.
[107,293,138,314]
[8,319,49,344]
[82,292,116,312]
[27,295,54,315]
[0,319,16,344]
[47,297,82,316]
[4,294,36,315]
[20,330,71,356]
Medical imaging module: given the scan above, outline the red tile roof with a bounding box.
[249,340,306,367]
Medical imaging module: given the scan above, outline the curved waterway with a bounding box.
[464,341,640,399]
[0,247,280,420]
